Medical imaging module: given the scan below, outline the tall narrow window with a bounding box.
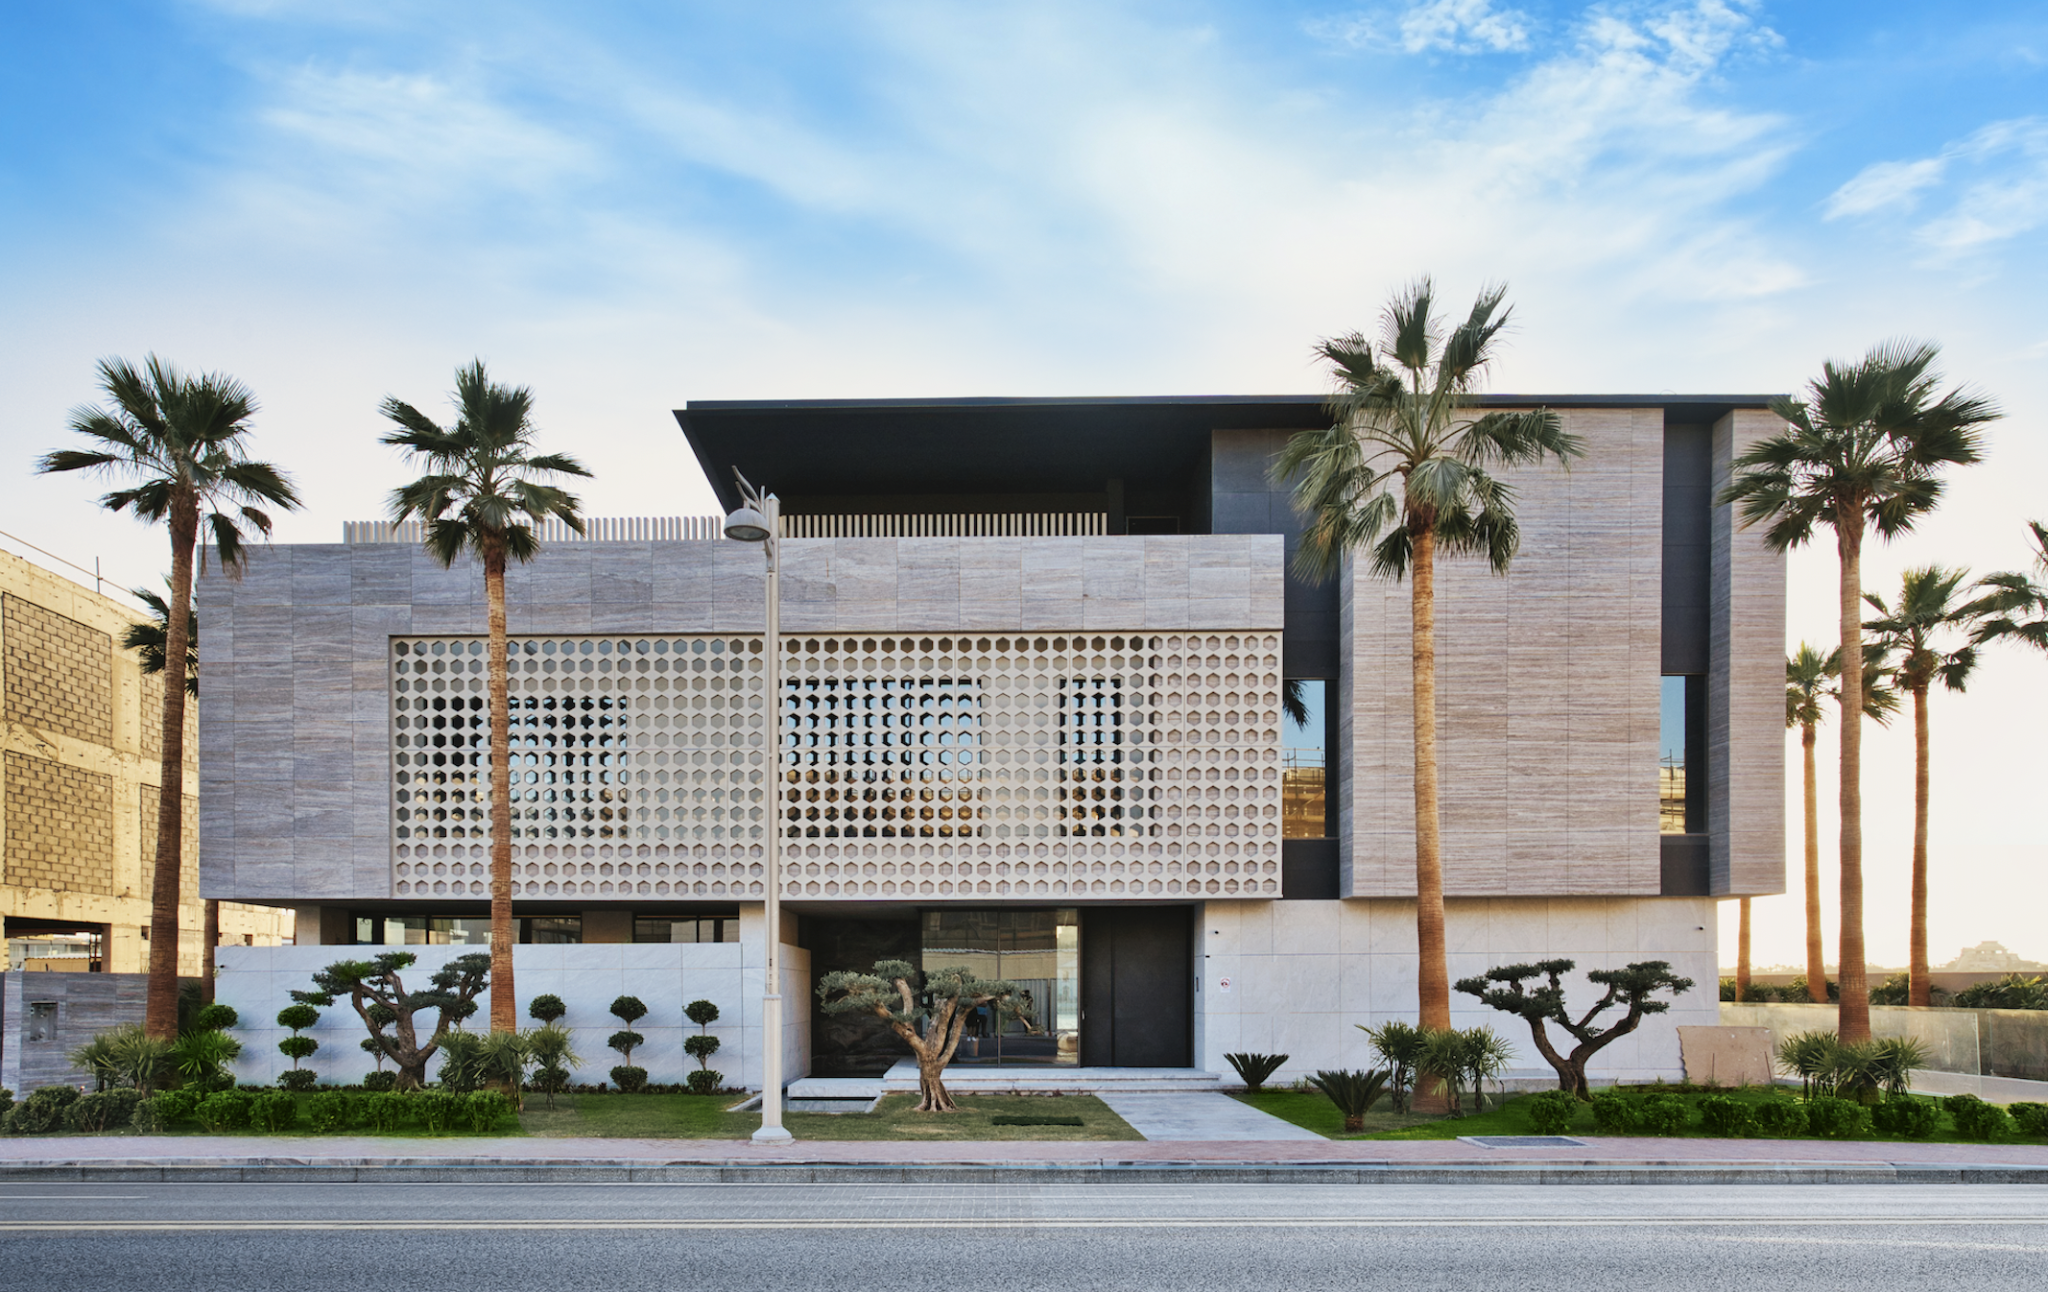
[1282,679,1328,838]
[1060,678,1125,836]
[1660,675,1705,833]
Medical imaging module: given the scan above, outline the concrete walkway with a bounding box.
[1097,1091,1325,1141]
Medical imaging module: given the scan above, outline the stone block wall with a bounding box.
[4,750,114,894]
[3,593,113,746]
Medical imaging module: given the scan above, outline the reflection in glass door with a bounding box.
[921,909,1080,1065]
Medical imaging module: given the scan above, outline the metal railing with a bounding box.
[345,513,1112,543]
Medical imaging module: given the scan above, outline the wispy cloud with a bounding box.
[1308,0,1534,54]
[1826,117,2048,256]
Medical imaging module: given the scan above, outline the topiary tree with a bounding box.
[684,999,722,1095]
[190,1003,239,1034]
[276,1003,321,1090]
[528,994,567,1025]
[292,951,490,1091]
[1455,959,1693,1099]
[608,995,649,1092]
[816,960,1017,1112]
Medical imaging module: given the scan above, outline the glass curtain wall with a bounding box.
[921,909,1080,1065]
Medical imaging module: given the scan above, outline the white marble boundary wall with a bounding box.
[216,925,809,1091]
[1196,896,1720,1085]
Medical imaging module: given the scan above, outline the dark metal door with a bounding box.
[1079,906,1192,1067]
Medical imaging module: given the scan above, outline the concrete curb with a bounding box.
[4,1159,2048,1185]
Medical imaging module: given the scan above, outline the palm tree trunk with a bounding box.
[1909,684,1931,1008]
[1736,898,1752,1001]
[1410,524,1449,1031]
[145,494,198,1040]
[1835,522,1870,1043]
[484,546,516,1033]
[1803,723,1826,1003]
[202,900,219,1004]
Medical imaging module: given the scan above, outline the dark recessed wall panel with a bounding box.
[1663,420,1713,675]
[1210,428,1339,679]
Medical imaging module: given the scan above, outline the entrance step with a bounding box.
[785,1077,884,1113]
[881,1060,1224,1095]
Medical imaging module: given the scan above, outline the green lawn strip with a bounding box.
[520,1092,1143,1141]
[1232,1086,2029,1145]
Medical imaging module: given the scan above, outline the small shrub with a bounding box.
[1306,1068,1391,1133]
[191,1003,240,1032]
[251,1090,297,1133]
[278,1069,318,1092]
[362,1071,398,1093]
[1946,1094,2013,1141]
[1636,1094,1690,1136]
[0,1088,14,1119]
[438,1031,489,1094]
[1751,1099,1808,1137]
[151,1088,202,1128]
[528,994,568,1025]
[462,1090,513,1132]
[1871,1098,1940,1139]
[66,1089,144,1134]
[5,1086,84,1135]
[685,1069,723,1096]
[1524,1090,1577,1136]
[1224,1053,1290,1092]
[172,1028,244,1092]
[2007,1102,2048,1138]
[610,1065,650,1094]
[1804,1096,1870,1139]
[306,1091,355,1134]
[1589,1091,1641,1135]
[361,1091,411,1132]
[1698,1095,1756,1138]
[195,1090,255,1133]
[130,1095,167,1133]
[415,1090,462,1134]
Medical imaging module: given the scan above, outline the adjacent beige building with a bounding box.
[1,547,290,973]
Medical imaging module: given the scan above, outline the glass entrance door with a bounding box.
[921,908,1080,1065]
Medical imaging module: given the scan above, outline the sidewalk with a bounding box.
[3,1133,2046,1184]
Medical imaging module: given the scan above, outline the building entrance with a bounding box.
[920,909,1080,1065]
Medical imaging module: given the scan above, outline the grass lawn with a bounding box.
[1232,1086,2035,1145]
[521,1091,1143,1141]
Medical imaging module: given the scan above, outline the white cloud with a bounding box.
[1825,117,2048,256]
[1308,1,1533,55]
[1824,158,1947,218]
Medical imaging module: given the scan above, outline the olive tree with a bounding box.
[1455,959,1692,1099]
[292,951,490,1090]
[816,960,1016,1112]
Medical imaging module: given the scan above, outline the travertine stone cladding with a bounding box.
[1341,408,1667,898]
[1709,409,1789,896]
[4,750,114,894]
[3,593,113,745]
[198,535,1282,903]
[140,790,201,905]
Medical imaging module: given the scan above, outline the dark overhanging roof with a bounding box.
[675,394,1781,513]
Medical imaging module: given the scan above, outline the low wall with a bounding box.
[1719,1002,2048,1082]
[0,973,209,1096]
[216,938,808,1091]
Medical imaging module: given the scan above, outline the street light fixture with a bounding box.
[725,471,792,1144]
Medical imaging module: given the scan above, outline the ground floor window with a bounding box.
[921,908,1080,1066]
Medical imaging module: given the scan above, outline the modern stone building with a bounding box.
[200,395,1784,1090]
[1,547,292,973]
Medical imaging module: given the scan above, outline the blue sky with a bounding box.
[3,1,2045,968]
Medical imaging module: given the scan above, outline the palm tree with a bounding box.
[381,360,591,1033]
[1975,522,2048,656]
[1721,341,1996,1042]
[1864,567,2006,1008]
[1785,643,1897,1004]
[37,356,299,1039]
[124,582,220,1000]
[1273,279,1579,1029]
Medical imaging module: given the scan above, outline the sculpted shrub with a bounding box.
[1588,1091,1640,1134]
[1524,1090,1577,1136]
[1804,1096,1870,1140]
[1636,1094,1690,1136]
[1871,1098,1939,1139]
[1698,1096,1756,1138]
[1946,1094,2012,1141]
[306,1091,355,1134]
[1750,1100,1809,1138]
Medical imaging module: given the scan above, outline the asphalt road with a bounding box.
[3,1181,2045,1290]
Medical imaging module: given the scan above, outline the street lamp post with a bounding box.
[724,473,792,1144]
